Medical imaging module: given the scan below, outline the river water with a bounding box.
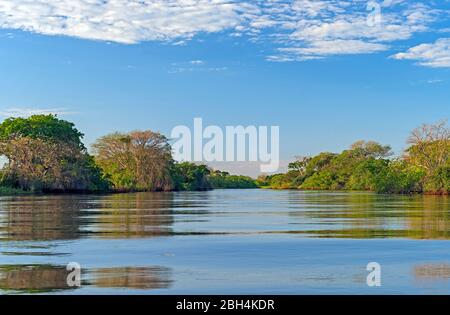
[0,189,449,294]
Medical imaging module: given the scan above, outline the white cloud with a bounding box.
[0,0,253,44]
[168,66,227,74]
[392,38,450,68]
[275,39,387,60]
[190,60,205,65]
[427,79,443,84]
[0,0,446,62]
[257,0,440,60]
[0,107,77,118]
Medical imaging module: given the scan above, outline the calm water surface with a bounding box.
[0,189,450,294]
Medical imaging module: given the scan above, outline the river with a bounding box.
[0,189,449,294]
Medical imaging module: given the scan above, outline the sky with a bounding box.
[0,0,449,176]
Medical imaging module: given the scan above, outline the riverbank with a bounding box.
[260,186,449,195]
[0,184,256,197]
[0,186,32,196]
[2,185,448,197]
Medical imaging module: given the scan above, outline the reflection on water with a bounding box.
[0,264,171,293]
[1,191,448,241]
[0,265,74,293]
[88,193,176,239]
[0,197,85,241]
[0,190,450,294]
[288,192,450,239]
[89,267,172,290]
[0,192,199,241]
[414,264,450,281]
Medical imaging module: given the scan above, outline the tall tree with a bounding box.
[406,120,450,172]
[0,115,108,192]
[406,120,450,194]
[92,130,174,191]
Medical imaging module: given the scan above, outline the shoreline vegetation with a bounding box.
[0,115,448,196]
[258,120,449,196]
[0,115,257,195]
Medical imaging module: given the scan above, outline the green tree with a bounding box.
[92,131,174,191]
[209,170,258,189]
[0,115,109,192]
[371,160,425,194]
[406,120,450,194]
[0,114,84,148]
[172,162,212,191]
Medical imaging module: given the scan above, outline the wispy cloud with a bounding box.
[255,0,441,60]
[0,0,447,63]
[168,59,227,73]
[190,60,205,65]
[427,79,443,84]
[272,39,388,60]
[391,38,450,68]
[0,107,77,118]
[0,0,252,44]
[168,66,228,74]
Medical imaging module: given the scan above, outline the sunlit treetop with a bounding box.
[0,115,85,149]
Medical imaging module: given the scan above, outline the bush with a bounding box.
[172,162,212,191]
[209,171,258,189]
[424,166,450,194]
[372,161,425,194]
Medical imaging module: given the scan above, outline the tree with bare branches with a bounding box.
[92,130,174,191]
[406,119,450,172]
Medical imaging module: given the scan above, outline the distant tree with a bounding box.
[305,152,337,175]
[172,162,212,191]
[350,140,392,159]
[208,170,258,189]
[270,141,397,192]
[288,156,311,174]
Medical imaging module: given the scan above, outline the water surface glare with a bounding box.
[1,189,449,294]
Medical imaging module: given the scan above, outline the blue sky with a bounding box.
[0,0,449,175]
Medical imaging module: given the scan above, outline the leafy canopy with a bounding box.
[0,114,85,149]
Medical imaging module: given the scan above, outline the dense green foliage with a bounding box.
[0,115,109,192]
[0,115,447,195]
[261,122,449,195]
[0,115,84,148]
[171,162,212,191]
[92,132,213,192]
[0,186,30,195]
[209,170,258,189]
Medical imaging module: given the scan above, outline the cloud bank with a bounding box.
[0,0,448,66]
[0,0,252,44]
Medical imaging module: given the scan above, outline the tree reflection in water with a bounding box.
[0,265,74,293]
[286,192,450,239]
[0,192,207,241]
[0,196,85,241]
[88,266,172,289]
[0,264,172,293]
[414,264,450,282]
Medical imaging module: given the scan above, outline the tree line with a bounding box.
[0,115,448,195]
[258,120,449,195]
[0,115,255,193]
